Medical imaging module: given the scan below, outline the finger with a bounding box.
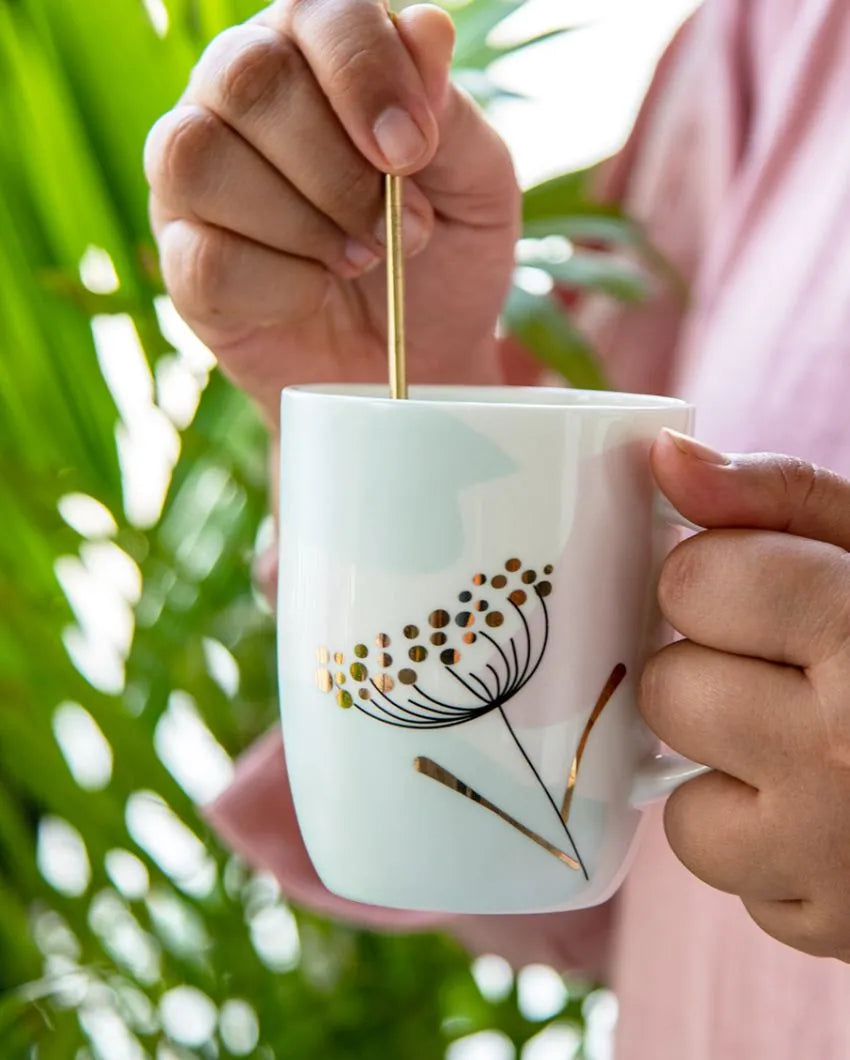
[640,640,813,786]
[388,6,519,231]
[145,104,380,278]
[156,217,329,335]
[652,428,850,552]
[393,4,455,112]
[283,0,439,173]
[658,528,850,667]
[417,84,520,229]
[187,23,432,252]
[664,771,799,900]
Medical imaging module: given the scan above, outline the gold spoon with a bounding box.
[385,172,407,399]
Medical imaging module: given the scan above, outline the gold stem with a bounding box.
[414,756,580,870]
[560,663,627,825]
[386,173,407,400]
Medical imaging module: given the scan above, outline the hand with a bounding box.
[642,429,850,961]
[144,0,520,424]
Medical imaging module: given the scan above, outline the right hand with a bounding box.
[144,0,521,425]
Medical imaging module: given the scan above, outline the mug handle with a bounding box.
[630,493,712,807]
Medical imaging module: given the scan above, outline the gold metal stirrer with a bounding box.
[385,173,407,399]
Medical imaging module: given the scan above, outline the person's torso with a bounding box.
[613,2,850,1057]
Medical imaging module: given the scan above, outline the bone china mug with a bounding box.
[278,384,705,914]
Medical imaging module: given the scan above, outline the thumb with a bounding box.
[651,428,850,552]
[393,4,455,114]
[396,5,518,228]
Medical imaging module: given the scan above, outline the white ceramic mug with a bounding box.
[278,385,707,914]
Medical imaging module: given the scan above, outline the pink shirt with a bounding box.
[207,1,850,1055]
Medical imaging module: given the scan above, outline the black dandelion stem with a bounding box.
[412,685,473,713]
[507,600,534,695]
[480,631,512,692]
[446,667,490,703]
[509,637,520,686]
[510,594,551,698]
[368,682,456,724]
[497,705,588,879]
[326,564,588,873]
[486,663,503,697]
[469,671,497,701]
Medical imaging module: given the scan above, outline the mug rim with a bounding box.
[282,383,693,414]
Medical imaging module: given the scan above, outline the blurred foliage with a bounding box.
[0,0,651,1056]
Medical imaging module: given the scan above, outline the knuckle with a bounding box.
[186,227,230,317]
[144,106,219,200]
[162,221,230,319]
[322,162,381,231]
[324,41,373,98]
[287,0,316,16]
[657,537,704,620]
[638,653,664,731]
[143,112,173,186]
[825,559,850,635]
[661,784,699,863]
[638,642,683,735]
[801,552,850,668]
[214,27,299,118]
[774,457,821,529]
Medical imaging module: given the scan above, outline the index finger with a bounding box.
[276,0,438,173]
[659,528,850,667]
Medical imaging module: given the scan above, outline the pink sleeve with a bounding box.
[203,728,614,977]
[205,11,719,976]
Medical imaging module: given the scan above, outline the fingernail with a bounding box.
[662,428,730,466]
[375,208,429,254]
[373,106,428,170]
[344,239,381,273]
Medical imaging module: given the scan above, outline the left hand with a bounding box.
[642,428,850,962]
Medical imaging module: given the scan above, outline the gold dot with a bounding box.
[337,689,352,709]
[492,574,507,589]
[473,573,486,586]
[354,644,368,659]
[316,646,329,664]
[429,609,450,628]
[334,651,344,665]
[440,648,461,665]
[430,631,447,646]
[374,673,395,693]
[359,687,371,700]
[544,564,554,575]
[315,669,332,692]
[475,599,489,612]
[537,580,552,598]
[376,633,390,648]
[350,662,368,681]
[335,671,346,685]
[403,624,419,639]
[378,652,392,667]
[486,611,504,628]
[506,558,521,572]
[509,589,527,606]
[522,570,537,584]
[455,611,474,628]
[409,646,427,663]
[463,632,476,645]
[398,668,417,685]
